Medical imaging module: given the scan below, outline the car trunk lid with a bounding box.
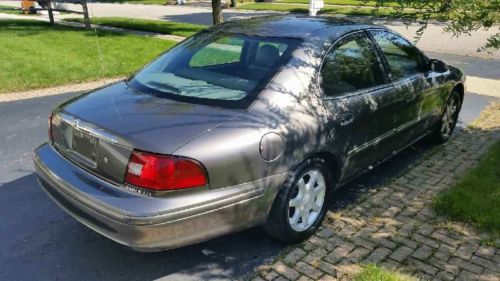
[51,81,244,184]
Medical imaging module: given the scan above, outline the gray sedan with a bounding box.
[34,15,465,251]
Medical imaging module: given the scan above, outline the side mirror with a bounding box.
[430,59,448,73]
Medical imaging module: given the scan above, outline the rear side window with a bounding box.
[320,32,384,97]
[371,31,425,80]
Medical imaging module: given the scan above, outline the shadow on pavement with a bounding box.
[0,174,283,281]
[0,138,440,281]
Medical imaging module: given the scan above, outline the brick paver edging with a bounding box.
[253,102,500,281]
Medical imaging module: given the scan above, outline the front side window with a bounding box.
[129,32,300,107]
[371,31,426,80]
[320,33,384,97]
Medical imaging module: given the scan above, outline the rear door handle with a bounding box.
[340,113,354,126]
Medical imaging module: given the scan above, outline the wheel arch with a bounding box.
[263,151,339,243]
[291,151,343,186]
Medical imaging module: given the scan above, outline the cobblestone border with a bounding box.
[252,103,500,281]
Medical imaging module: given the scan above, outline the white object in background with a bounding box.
[40,10,60,15]
[309,0,324,16]
[54,2,68,10]
[176,0,186,5]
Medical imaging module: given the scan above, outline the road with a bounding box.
[1,0,499,59]
[0,52,498,280]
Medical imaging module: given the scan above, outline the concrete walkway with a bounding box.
[1,0,499,59]
[0,77,123,103]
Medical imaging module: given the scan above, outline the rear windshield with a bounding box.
[128,32,301,108]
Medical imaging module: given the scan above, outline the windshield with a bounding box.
[128,32,301,108]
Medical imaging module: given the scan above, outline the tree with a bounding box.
[211,0,224,25]
[370,0,499,51]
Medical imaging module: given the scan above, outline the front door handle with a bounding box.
[340,113,354,126]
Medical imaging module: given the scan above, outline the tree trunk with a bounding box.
[439,0,452,12]
[230,0,236,8]
[47,0,54,25]
[212,0,224,25]
[82,0,91,29]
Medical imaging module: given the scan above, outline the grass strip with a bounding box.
[354,265,417,281]
[434,140,500,235]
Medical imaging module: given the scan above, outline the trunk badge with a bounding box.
[59,113,119,144]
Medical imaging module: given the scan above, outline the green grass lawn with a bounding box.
[65,17,206,37]
[238,2,436,18]
[0,5,26,15]
[434,141,500,235]
[354,265,417,281]
[0,19,177,93]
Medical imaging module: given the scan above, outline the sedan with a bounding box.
[34,15,465,251]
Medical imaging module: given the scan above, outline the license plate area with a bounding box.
[71,129,98,166]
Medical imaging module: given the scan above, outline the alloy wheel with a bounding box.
[441,96,458,138]
[288,169,326,232]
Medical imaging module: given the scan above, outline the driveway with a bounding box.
[0,54,498,281]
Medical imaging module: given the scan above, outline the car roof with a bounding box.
[211,15,379,42]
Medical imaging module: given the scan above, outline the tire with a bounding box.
[264,158,332,244]
[428,90,461,143]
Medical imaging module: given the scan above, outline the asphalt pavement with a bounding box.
[0,54,498,281]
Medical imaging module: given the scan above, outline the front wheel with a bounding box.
[264,159,331,244]
[429,91,461,143]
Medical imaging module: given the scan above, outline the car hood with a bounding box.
[60,81,244,154]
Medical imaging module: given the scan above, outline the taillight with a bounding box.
[48,112,54,142]
[125,150,207,191]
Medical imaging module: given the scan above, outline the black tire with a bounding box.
[428,90,461,144]
[264,158,332,244]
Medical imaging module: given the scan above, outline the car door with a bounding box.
[320,31,416,180]
[369,30,436,142]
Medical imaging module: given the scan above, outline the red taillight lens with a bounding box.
[125,150,207,191]
[48,112,54,142]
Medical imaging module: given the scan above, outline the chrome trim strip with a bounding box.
[58,112,118,144]
[347,113,432,157]
[323,83,393,101]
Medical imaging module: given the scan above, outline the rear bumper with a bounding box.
[34,143,287,251]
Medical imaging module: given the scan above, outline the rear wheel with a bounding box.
[429,91,460,143]
[264,158,331,244]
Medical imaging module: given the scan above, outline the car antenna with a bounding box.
[88,0,105,74]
